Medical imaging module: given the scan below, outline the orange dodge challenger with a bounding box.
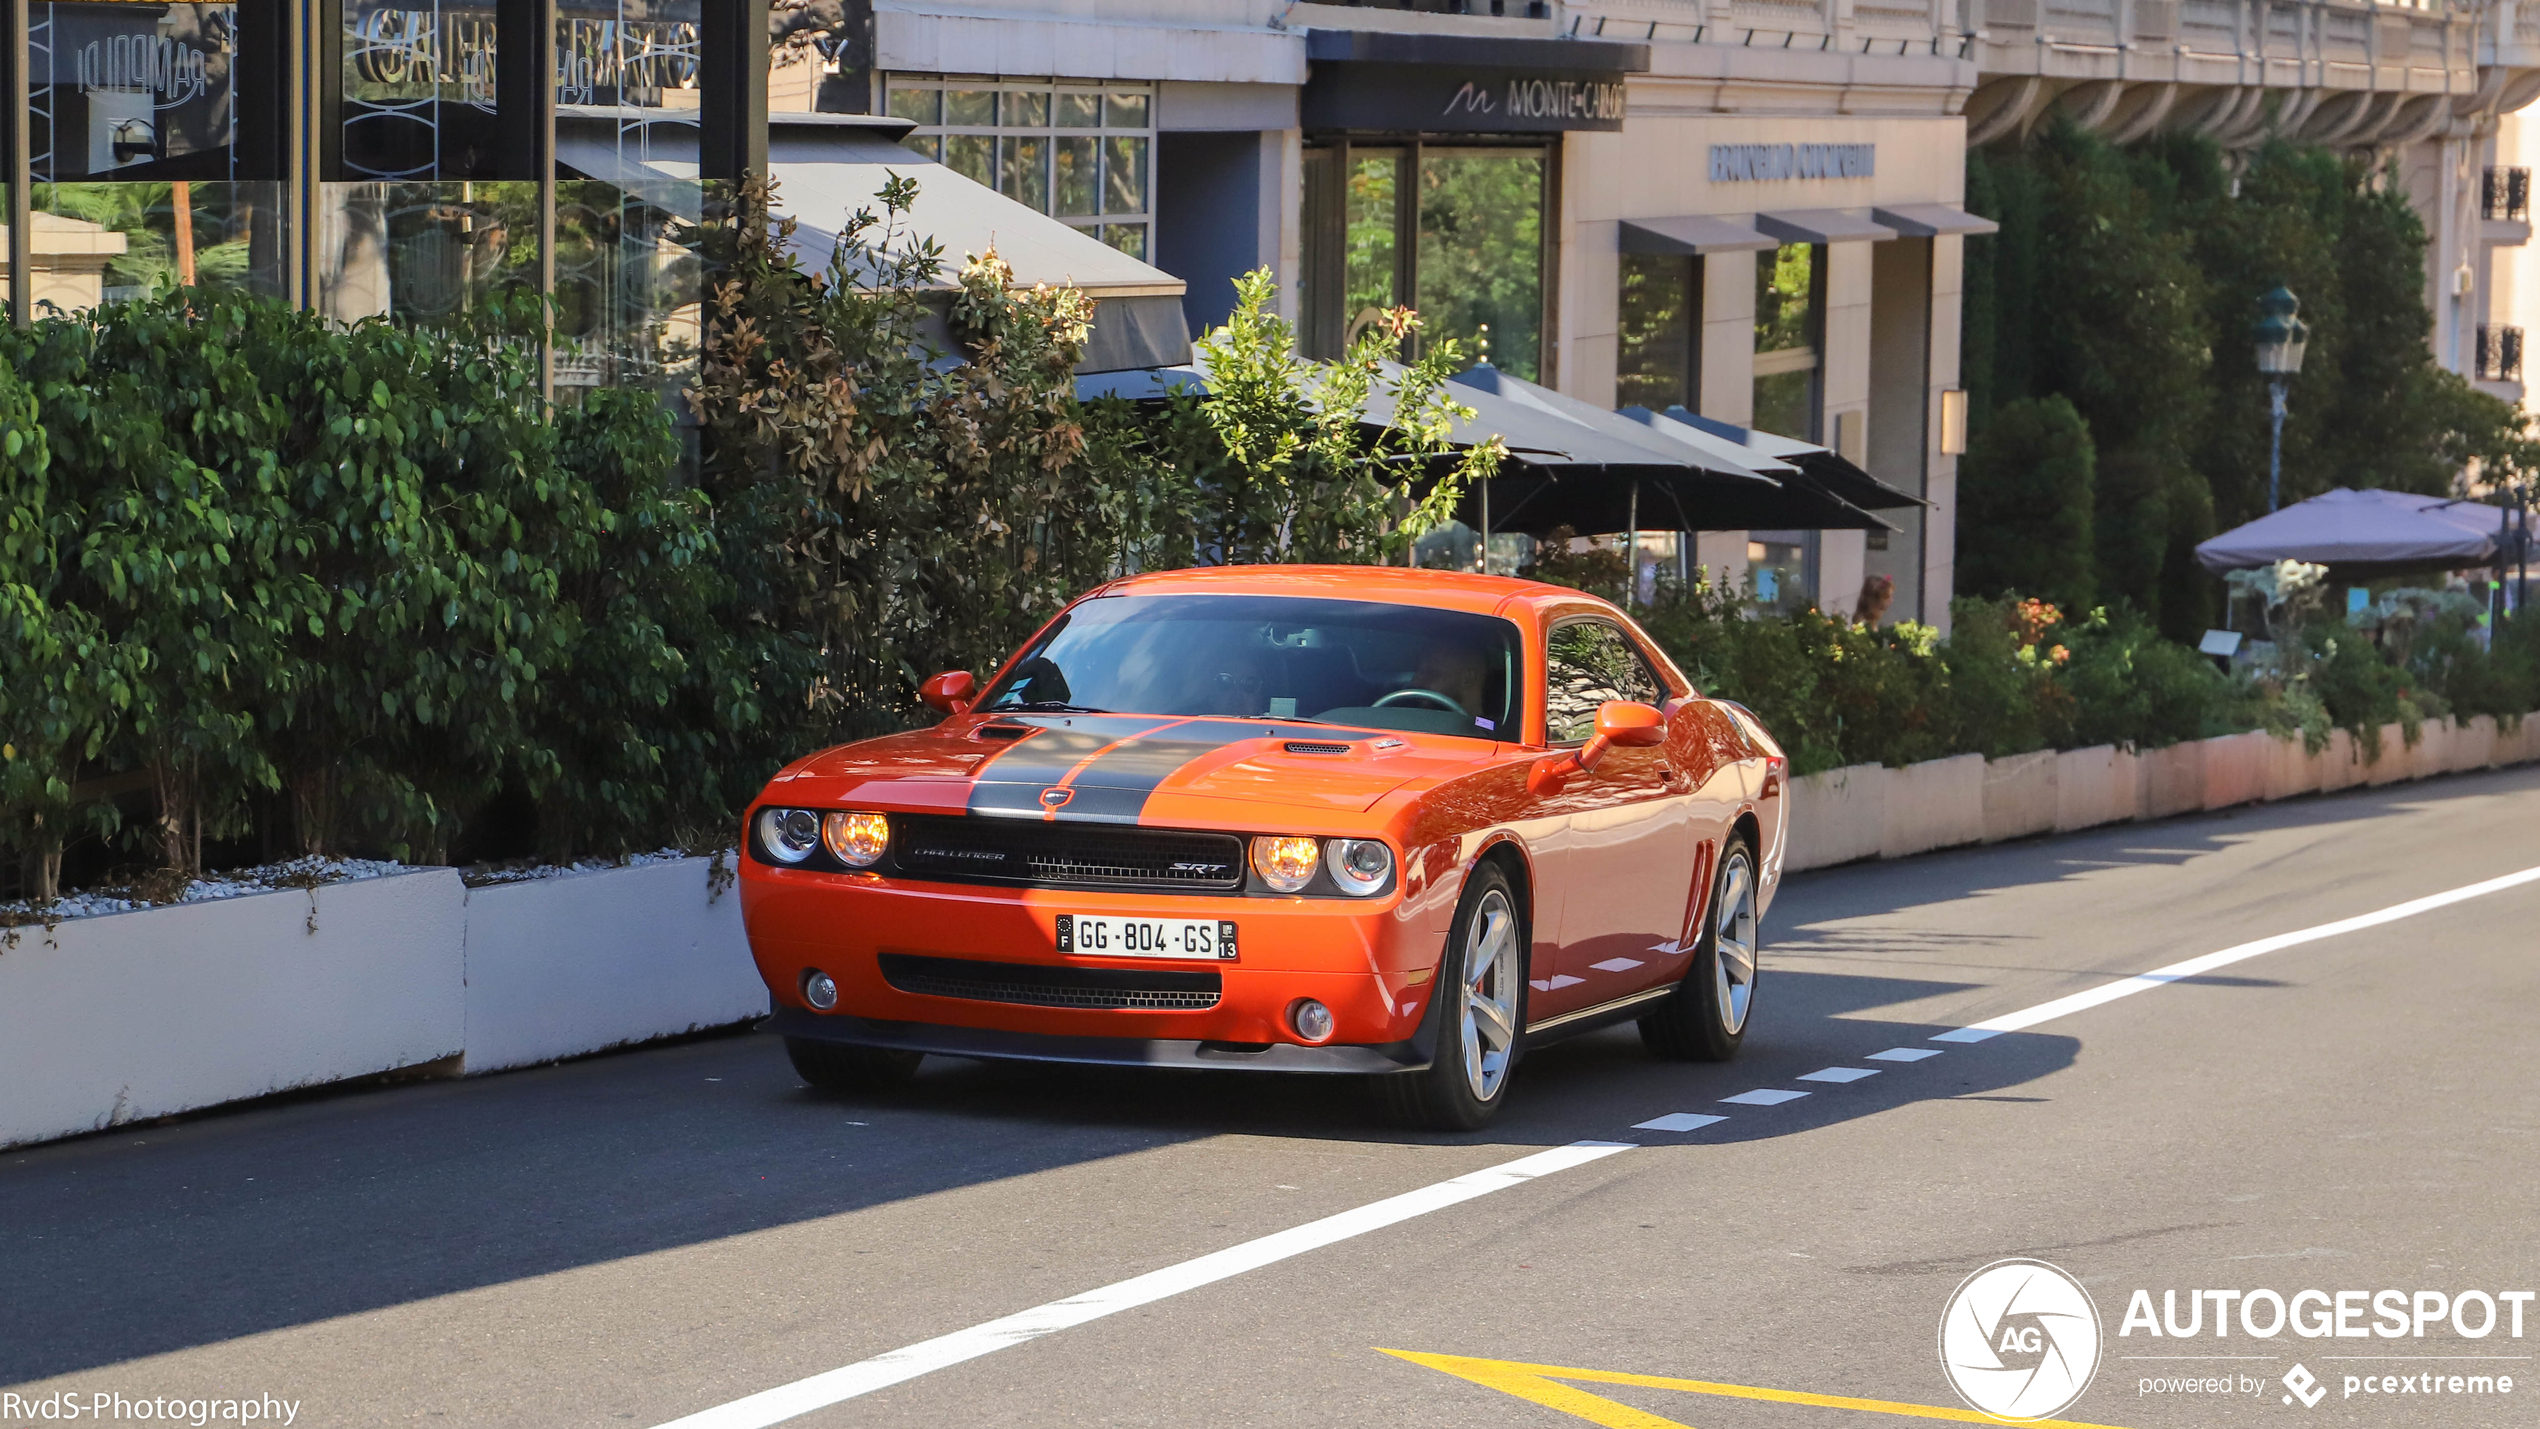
[742,566,1788,1128]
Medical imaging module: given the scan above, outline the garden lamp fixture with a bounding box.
[2254,286,2309,512]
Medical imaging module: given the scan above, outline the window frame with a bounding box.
[882,73,1154,259]
[1540,615,1669,748]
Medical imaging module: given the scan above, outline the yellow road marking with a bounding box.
[1377,1350,2137,1429]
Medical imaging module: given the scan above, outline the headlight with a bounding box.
[1250,835,1321,893]
[1326,838,1394,896]
[757,807,820,864]
[823,810,890,867]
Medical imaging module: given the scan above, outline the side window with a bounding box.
[1544,621,1664,744]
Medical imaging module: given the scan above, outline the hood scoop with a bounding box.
[975,723,1036,741]
[1282,740,1354,755]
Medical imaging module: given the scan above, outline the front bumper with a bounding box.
[765,1007,1432,1073]
[741,866,1445,1051]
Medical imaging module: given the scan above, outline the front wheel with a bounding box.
[1639,834,1760,1062]
[1375,863,1527,1130]
[785,1036,924,1095]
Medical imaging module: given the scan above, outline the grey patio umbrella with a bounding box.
[2193,487,2507,581]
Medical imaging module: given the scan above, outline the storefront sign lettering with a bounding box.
[1709,142,1876,181]
[1442,76,1625,125]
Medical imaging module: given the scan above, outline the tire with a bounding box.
[1376,862,1528,1131]
[785,1035,924,1095]
[1639,834,1760,1063]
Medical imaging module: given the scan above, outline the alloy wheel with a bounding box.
[1712,852,1758,1036]
[1462,889,1520,1100]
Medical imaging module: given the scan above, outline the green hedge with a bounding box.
[1625,578,2537,777]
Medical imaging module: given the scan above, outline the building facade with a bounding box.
[798,0,1987,626]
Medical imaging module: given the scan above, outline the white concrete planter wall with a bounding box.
[1783,712,2540,875]
[462,860,765,1075]
[0,870,466,1150]
[1,857,762,1151]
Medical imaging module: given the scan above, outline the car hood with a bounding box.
[774,714,1492,820]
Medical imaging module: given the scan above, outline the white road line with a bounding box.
[1633,1112,1729,1132]
[1797,1067,1878,1084]
[1720,1088,1809,1106]
[1866,1047,1942,1062]
[650,1140,1635,1429]
[1930,863,2540,1044]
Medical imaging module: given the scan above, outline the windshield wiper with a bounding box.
[1004,701,1113,714]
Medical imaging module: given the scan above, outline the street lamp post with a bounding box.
[2253,286,2311,513]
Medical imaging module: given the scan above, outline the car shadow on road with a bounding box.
[0,967,2103,1386]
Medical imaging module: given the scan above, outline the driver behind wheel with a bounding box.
[1413,644,1489,718]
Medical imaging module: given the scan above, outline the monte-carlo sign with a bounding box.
[1710,143,1877,181]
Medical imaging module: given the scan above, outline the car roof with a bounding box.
[1094,564,1597,618]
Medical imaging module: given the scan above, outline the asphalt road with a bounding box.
[6,767,2537,1429]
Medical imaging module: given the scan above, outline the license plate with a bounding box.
[1055,914,1237,961]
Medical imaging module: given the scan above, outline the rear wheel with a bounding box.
[1376,863,1527,1130]
[1639,834,1759,1062]
[785,1036,923,1095]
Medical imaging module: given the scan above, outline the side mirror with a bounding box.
[1528,701,1667,794]
[920,670,978,714]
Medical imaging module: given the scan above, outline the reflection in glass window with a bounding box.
[1747,531,1815,615]
[1343,151,1399,342]
[25,0,287,308]
[884,76,1154,257]
[1753,242,1820,438]
[1544,622,1662,744]
[1416,147,1542,380]
[981,593,1523,742]
[1617,252,1697,412]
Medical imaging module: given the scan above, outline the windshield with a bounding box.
[981,593,1524,741]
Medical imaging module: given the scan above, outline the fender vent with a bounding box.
[1282,741,1353,754]
[879,954,1221,1011]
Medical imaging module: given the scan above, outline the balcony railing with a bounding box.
[2477,324,2525,383]
[2486,167,2531,223]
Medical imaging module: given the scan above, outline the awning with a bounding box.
[1620,215,1778,255]
[1654,407,1925,511]
[1871,203,2001,237]
[1754,209,1898,244]
[2194,487,2510,580]
[768,115,1190,373]
[557,109,702,220]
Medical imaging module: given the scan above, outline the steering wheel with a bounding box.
[1373,688,1471,717]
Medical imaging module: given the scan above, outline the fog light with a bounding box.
[1289,998,1335,1043]
[803,969,838,1010]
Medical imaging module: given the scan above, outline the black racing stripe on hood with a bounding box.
[964,716,1180,788]
[966,717,1285,824]
[967,782,1153,826]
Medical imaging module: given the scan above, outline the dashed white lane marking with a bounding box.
[1719,1088,1809,1106]
[1633,1112,1729,1132]
[649,1141,1636,1429]
[1866,1047,1942,1062]
[1796,1067,1878,1084]
[1928,863,2540,1044]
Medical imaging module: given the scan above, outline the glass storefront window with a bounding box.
[885,76,1154,258]
[1415,147,1541,380]
[25,1,288,310]
[1343,149,1399,340]
[1617,252,1696,412]
[1303,141,1548,379]
[1754,241,1821,439]
[1748,530,1815,615]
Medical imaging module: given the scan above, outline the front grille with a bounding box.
[893,815,1245,891]
[879,954,1222,1011]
